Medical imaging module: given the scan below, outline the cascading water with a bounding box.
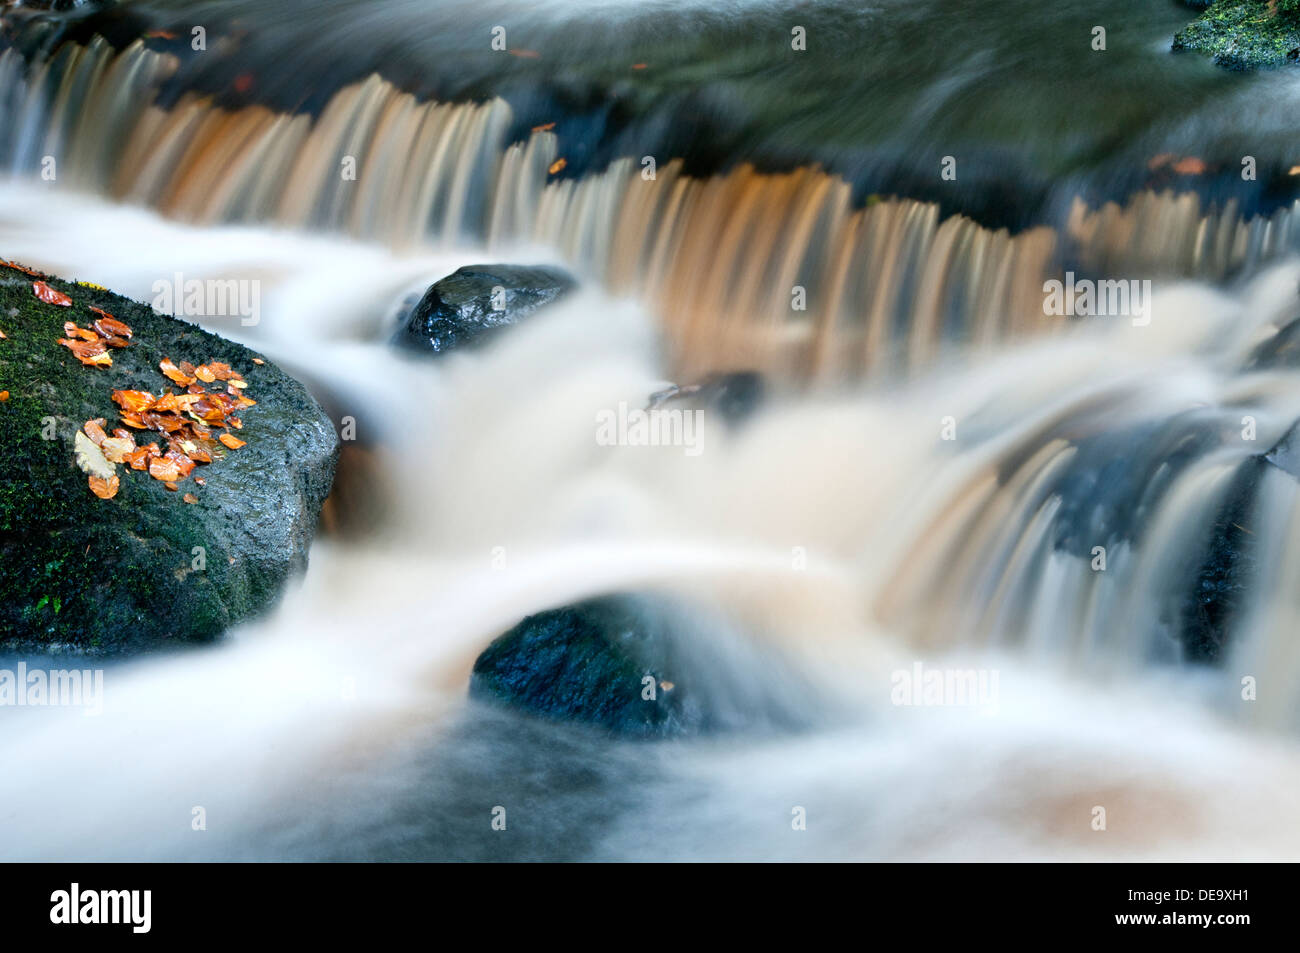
[4,0,1300,862]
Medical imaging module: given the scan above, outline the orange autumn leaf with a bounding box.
[83,418,109,445]
[531,122,556,133]
[88,474,120,500]
[194,365,217,383]
[1,259,43,277]
[65,324,98,342]
[160,358,196,385]
[251,358,264,365]
[112,390,156,414]
[548,158,567,175]
[32,281,72,307]
[59,338,112,367]
[123,446,152,470]
[218,433,246,450]
[92,314,132,340]
[183,493,198,504]
[148,456,183,482]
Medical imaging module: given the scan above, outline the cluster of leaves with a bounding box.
[6,267,259,502]
[57,306,133,367]
[86,359,255,498]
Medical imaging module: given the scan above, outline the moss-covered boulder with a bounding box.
[1173,1,1300,70]
[0,264,338,653]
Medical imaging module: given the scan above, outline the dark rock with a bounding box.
[392,264,576,355]
[0,268,338,654]
[1176,419,1300,664]
[647,370,766,428]
[470,594,818,739]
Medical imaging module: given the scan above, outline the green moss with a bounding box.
[0,263,338,654]
[1173,0,1300,70]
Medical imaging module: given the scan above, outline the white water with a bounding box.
[4,181,1300,860]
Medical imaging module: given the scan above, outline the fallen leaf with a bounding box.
[112,390,156,414]
[100,436,135,464]
[548,158,567,175]
[251,357,265,365]
[531,122,556,133]
[218,433,246,450]
[148,456,183,482]
[32,281,73,307]
[74,431,116,480]
[83,418,108,445]
[160,357,196,385]
[1173,157,1207,175]
[88,474,120,500]
[59,338,112,367]
[92,314,132,339]
[1,259,43,277]
[183,493,198,504]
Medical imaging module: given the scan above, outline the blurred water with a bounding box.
[4,182,1300,859]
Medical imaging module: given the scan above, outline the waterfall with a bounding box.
[0,40,1059,380]
[6,14,1300,861]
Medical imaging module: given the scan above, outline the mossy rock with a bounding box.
[470,594,821,739]
[0,265,338,653]
[1173,1,1300,70]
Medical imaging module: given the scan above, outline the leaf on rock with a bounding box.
[88,473,120,500]
[32,281,73,307]
[73,431,116,480]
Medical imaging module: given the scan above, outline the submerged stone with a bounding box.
[392,264,576,356]
[470,594,819,739]
[0,268,338,654]
[647,371,766,428]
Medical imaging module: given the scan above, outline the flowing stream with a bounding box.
[3,0,1300,861]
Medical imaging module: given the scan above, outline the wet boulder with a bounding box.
[470,594,818,739]
[392,264,576,356]
[646,370,766,428]
[0,266,338,654]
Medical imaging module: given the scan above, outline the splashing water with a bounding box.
[4,179,1300,859]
